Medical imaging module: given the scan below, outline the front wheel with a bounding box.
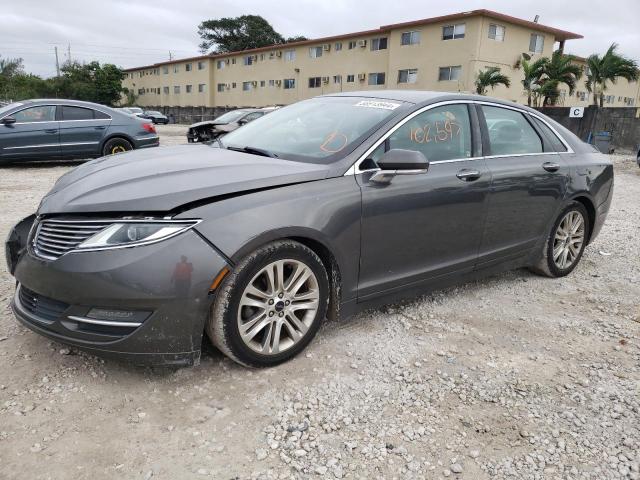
[102,138,133,156]
[207,240,329,367]
[530,202,589,277]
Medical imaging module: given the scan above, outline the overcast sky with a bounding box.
[2,0,639,77]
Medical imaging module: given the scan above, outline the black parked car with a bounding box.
[6,91,613,368]
[141,111,169,124]
[0,99,159,162]
[187,107,274,143]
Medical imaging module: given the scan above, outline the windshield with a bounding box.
[0,102,24,117]
[221,97,406,163]
[128,107,143,114]
[214,110,249,123]
[146,111,162,115]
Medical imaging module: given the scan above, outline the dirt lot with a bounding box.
[0,131,639,480]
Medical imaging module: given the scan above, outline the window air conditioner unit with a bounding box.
[225,59,230,65]
[322,76,329,84]
[323,44,331,51]
[358,40,367,48]
[225,84,231,89]
[252,55,258,61]
[358,73,366,81]
[276,51,283,57]
[251,81,258,87]
[269,52,275,59]
[275,79,282,86]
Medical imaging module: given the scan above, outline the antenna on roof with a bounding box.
[533,15,540,23]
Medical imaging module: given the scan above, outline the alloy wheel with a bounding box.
[552,210,585,270]
[237,259,320,355]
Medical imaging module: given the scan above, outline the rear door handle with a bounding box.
[94,126,106,130]
[44,129,57,134]
[542,161,560,172]
[456,169,481,181]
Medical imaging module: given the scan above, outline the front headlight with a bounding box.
[76,220,200,251]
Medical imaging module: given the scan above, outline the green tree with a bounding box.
[0,56,24,79]
[520,56,548,107]
[540,51,582,106]
[198,15,306,53]
[49,61,125,105]
[474,66,510,95]
[585,43,639,107]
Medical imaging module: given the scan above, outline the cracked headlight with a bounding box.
[76,220,200,251]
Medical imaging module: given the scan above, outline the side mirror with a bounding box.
[371,149,429,184]
[237,119,248,126]
[1,117,16,125]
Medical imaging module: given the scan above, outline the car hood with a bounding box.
[38,145,330,214]
[188,120,228,129]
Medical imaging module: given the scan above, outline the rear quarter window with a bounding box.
[531,116,568,152]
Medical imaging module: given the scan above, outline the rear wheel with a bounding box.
[207,240,329,367]
[530,202,589,277]
[102,137,133,156]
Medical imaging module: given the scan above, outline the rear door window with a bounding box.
[387,104,472,162]
[531,116,568,152]
[94,110,111,120]
[61,106,94,121]
[482,106,543,156]
[12,105,56,123]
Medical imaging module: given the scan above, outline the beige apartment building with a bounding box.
[123,9,640,109]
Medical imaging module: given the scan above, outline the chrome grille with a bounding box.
[33,219,112,260]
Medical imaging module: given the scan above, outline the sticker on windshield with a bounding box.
[354,100,401,110]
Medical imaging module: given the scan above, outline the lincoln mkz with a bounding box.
[5,91,613,367]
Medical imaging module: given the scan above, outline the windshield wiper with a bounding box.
[226,145,278,158]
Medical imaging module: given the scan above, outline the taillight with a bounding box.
[142,122,156,134]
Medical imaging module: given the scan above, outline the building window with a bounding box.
[260,53,265,61]
[162,66,169,74]
[217,83,225,92]
[346,74,355,82]
[198,61,206,70]
[244,55,254,66]
[488,24,505,41]
[401,31,420,45]
[163,86,169,94]
[198,84,206,93]
[333,75,342,84]
[368,72,385,85]
[231,58,236,65]
[438,66,462,81]
[309,77,322,88]
[284,78,296,89]
[335,42,342,51]
[232,82,236,88]
[283,49,296,61]
[529,34,544,53]
[186,84,192,93]
[185,63,192,72]
[173,65,179,73]
[348,40,357,49]
[173,86,180,94]
[269,79,275,87]
[309,46,323,58]
[260,80,266,87]
[442,24,465,40]
[216,60,225,69]
[398,68,418,84]
[371,37,388,51]
[242,81,252,91]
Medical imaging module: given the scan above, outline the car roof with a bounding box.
[18,98,115,109]
[322,90,542,114]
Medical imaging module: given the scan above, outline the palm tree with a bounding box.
[540,51,582,106]
[521,56,548,106]
[475,66,510,95]
[585,43,639,107]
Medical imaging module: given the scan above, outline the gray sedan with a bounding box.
[0,99,159,162]
[6,91,613,368]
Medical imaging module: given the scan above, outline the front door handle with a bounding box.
[542,161,560,172]
[456,169,481,181]
[44,129,57,134]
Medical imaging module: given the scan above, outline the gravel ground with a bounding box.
[0,133,639,479]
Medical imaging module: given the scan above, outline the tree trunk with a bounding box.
[599,92,604,108]
[527,91,532,107]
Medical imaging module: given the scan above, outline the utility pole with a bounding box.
[67,43,71,64]
[169,51,173,61]
[54,46,60,76]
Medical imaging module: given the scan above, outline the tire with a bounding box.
[207,240,329,367]
[102,137,133,156]
[530,201,590,278]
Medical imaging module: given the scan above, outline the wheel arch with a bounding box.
[100,133,136,153]
[567,193,596,243]
[228,228,344,322]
